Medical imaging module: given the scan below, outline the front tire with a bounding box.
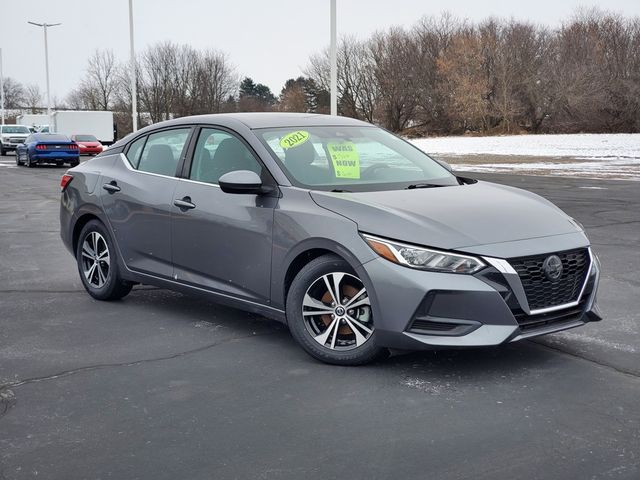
[76,219,133,301]
[286,254,386,365]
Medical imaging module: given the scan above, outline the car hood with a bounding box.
[310,181,583,251]
[77,142,101,146]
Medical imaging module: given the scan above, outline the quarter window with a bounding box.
[136,128,190,176]
[189,128,262,184]
[126,136,146,168]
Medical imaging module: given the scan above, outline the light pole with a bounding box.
[128,0,138,132]
[330,0,337,116]
[28,21,61,117]
[0,47,5,125]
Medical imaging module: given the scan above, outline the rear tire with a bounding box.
[76,219,133,301]
[286,254,386,366]
[26,152,35,168]
[70,160,79,167]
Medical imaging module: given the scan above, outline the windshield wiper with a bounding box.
[330,188,353,193]
[405,183,446,190]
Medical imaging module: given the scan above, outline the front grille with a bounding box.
[9,137,25,144]
[512,298,587,332]
[509,248,589,310]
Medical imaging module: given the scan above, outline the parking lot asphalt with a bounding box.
[1,155,639,479]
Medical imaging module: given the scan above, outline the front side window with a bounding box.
[189,128,262,185]
[257,126,457,191]
[136,128,190,176]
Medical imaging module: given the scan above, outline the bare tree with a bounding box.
[84,50,119,110]
[370,28,421,131]
[306,37,379,122]
[2,78,25,109]
[196,49,237,114]
[437,27,492,132]
[23,84,43,113]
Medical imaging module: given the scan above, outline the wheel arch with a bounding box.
[72,213,102,255]
[71,205,113,257]
[277,238,377,312]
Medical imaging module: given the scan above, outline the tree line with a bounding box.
[306,9,640,135]
[3,8,639,137]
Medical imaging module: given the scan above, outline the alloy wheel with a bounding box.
[81,231,110,288]
[302,272,373,351]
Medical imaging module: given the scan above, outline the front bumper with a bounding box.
[1,142,21,151]
[79,146,103,155]
[360,247,600,350]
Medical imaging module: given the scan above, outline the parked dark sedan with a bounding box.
[16,133,80,167]
[59,113,601,365]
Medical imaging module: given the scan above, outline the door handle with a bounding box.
[102,181,121,193]
[174,197,196,210]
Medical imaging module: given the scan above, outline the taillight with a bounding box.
[70,143,79,150]
[36,144,46,150]
[60,174,73,192]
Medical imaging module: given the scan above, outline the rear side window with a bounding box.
[128,128,190,176]
[126,136,146,168]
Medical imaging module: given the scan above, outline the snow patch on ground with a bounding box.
[410,133,640,180]
[411,133,640,158]
[452,159,640,180]
[402,377,450,395]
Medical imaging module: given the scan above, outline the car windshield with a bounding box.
[257,126,457,191]
[74,135,97,142]
[1,126,30,134]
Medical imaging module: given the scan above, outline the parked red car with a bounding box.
[70,134,103,155]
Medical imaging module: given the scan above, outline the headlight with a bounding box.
[362,234,485,274]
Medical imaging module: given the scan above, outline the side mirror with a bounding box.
[435,159,453,172]
[218,170,265,195]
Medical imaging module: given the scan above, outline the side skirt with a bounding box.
[124,269,287,324]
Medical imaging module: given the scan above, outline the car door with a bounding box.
[100,127,193,278]
[171,126,278,304]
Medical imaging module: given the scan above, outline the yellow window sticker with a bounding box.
[280,131,310,149]
[328,142,360,179]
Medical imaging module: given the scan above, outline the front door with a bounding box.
[171,127,277,304]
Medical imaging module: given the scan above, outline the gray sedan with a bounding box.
[59,113,602,365]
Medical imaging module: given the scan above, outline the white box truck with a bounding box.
[16,114,50,131]
[51,111,115,144]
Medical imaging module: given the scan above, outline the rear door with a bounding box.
[101,127,193,278]
[171,126,277,303]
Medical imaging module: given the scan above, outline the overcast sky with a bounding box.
[3,0,640,104]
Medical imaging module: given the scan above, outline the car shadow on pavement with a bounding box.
[121,285,561,380]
